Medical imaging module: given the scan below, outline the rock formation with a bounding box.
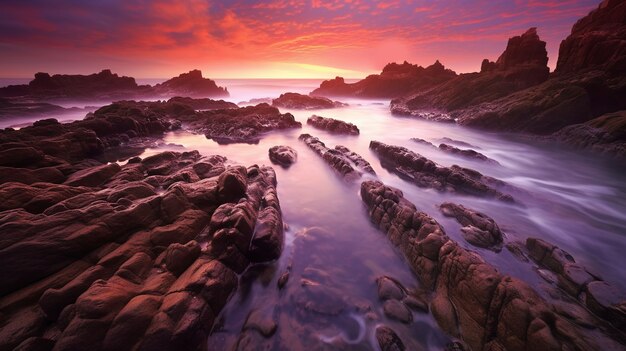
[299,134,374,181]
[556,0,626,75]
[153,70,229,98]
[438,144,500,164]
[369,141,514,201]
[92,101,301,144]
[272,93,346,110]
[551,110,626,157]
[306,115,359,135]
[0,69,229,102]
[439,202,504,250]
[391,28,550,116]
[311,60,457,98]
[360,180,625,350]
[268,145,297,168]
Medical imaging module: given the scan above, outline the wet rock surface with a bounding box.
[526,237,626,329]
[307,115,360,135]
[369,140,514,202]
[96,100,301,144]
[360,179,626,351]
[439,202,504,250]
[299,134,374,181]
[438,143,500,164]
[0,117,285,351]
[272,92,346,110]
[268,145,297,168]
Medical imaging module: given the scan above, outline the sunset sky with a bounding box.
[0,0,599,79]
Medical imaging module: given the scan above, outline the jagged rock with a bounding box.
[438,144,500,164]
[391,28,549,117]
[556,0,626,75]
[272,92,346,109]
[439,202,504,250]
[311,60,457,98]
[369,140,514,201]
[306,115,359,135]
[268,145,297,167]
[360,180,622,350]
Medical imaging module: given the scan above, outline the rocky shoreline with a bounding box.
[311,0,626,158]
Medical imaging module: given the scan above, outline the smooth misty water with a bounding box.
[2,79,625,350]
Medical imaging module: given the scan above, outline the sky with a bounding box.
[0,0,600,79]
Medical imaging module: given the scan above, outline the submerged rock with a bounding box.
[268,145,297,168]
[272,92,346,110]
[369,140,514,202]
[376,325,406,351]
[306,115,359,135]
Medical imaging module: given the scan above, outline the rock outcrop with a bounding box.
[391,28,550,116]
[153,70,229,98]
[92,101,301,144]
[551,110,626,157]
[526,237,626,329]
[299,134,374,181]
[369,141,514,202]
[268,145,297,168]
[306,115,359,135]
[439,202,504,250]
[0,98,86,119]
[0,149,285,350]
[556,0,626,75]
[272,93,346,110]
[311,60,457,98]
[360,180,624,350]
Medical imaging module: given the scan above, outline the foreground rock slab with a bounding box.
[0,151,285,350]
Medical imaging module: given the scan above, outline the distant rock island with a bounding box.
[0,69,228,101]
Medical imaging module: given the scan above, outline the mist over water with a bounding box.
[4,79,625,350]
